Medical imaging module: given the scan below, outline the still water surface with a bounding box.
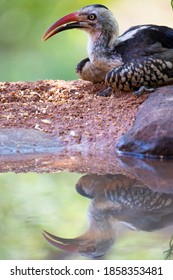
[0,154,173,260]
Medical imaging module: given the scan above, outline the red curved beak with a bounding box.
[42,11,80,41]
[43,230,81,252]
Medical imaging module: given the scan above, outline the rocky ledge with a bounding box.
[0,79,173,159]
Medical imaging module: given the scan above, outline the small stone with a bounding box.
[41,119,51,124]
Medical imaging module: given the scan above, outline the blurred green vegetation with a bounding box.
[0,0,113,81]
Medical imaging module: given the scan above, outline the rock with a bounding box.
[117,85,173,158]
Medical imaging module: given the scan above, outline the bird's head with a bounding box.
[42,4,119,42]
[43,229,115,259]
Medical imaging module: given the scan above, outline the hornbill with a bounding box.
[42,4,173,94]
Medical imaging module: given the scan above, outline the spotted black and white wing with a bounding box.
[106,25,173,92]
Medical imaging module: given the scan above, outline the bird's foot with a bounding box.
[98,87,113,97]
[134,86,155,96]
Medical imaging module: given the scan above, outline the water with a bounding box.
[0,148,173,260]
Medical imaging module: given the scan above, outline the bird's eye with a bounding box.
[87,246,96,252]
[88,13,97,20]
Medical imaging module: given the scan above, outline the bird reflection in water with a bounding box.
[43,174,173,259]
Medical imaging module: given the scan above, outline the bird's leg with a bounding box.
[98,87,113,97]
[105,58,173,94]
[76,58,90,75]
[76,58,113,97]
[133,86,155,96]
[76,57,107,83]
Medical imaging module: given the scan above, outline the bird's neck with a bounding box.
[88,197,117,233]
[87,29,121,71]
